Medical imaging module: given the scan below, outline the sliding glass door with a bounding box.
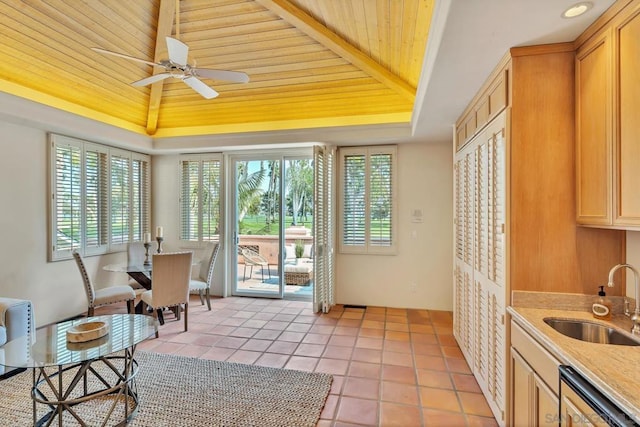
[230,153,314,300]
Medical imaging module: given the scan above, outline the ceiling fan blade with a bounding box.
[195,68,250,83]
[182,77,219,99]
[91,47,159,67]
[166,37,188,66]
[131,73,172,87]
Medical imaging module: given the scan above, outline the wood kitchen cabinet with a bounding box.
[575,30,613,225]
[576,0,640,228]
[511,349,558,426]
[560,383,608,426]
[454,42,624,426]
[510,321,560,426]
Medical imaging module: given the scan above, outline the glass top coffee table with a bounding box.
[1,314,157,426]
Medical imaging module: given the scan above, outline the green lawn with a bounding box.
[239,215,312,235]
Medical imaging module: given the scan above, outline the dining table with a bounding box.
[103,263,153,290]
[103,259,199,323]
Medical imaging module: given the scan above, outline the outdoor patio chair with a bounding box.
[241,247,271,282]
[189,242,219,310]
[73,251,135,317]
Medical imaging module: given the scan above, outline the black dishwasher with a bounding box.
[559,365,638,426]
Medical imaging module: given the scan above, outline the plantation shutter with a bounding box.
[339,146,397,254]
[369,152,393,247]
[110,153,130,246]
[84,143,108,255]
[51,139,82,260]
[341,153,366,249]
[202,160,221,241]
[313,145,336,313]
[49,134,151,260]
[132,155,150,242]
[180,155,222,242]
[181,160,199,241]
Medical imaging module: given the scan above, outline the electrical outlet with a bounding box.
[409,283,417,293]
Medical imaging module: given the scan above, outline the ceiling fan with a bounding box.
[91,36,249,99]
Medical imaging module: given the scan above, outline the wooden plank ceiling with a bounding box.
[0,0,434,138]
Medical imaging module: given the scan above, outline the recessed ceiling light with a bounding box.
[562,2,593,18]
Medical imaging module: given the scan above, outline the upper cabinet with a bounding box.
[576,0,640,228]
[455,67,508,152]
[576,30,613,225]
[616,6,640,226]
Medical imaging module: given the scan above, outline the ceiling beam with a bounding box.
[255,0,415,103]
[145,0,176,135]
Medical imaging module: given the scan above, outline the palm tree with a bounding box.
[236,161,265,223]
[287,159,313,225]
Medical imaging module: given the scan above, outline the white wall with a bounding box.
[0,120,130,327]
[335,142,453,310]
[0,116,453,327]
[151,154,225,296]
[152,144,454,311]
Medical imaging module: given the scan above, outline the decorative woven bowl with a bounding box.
[67,334,109,351]
[66,320,108,343]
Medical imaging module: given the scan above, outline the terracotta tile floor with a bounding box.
[96,296,498,426]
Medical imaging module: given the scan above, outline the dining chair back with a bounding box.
[140,251,193,337]
[72,251,135,317]
[126,242,148,294]
[190,242,220,310]
[127,242,146,265]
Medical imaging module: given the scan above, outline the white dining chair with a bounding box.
[72,251,135,317]
[140,252,193,338]
[189,242,219,310]
[127,242,149,295]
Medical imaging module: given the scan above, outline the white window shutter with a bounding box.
[51,138,82,260]
[339,146,397,254]
[313,145,336,313]
[49,134,151,260]
[84,143,108,255]
[180,155,222,242]
[110,153,130,248]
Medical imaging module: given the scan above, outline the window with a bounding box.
[49,134,150,261]
[338,145,397,254]
[180,155,222,242]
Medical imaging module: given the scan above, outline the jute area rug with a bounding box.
[0,350,332,426]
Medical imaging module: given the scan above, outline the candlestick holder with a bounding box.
[143,242,151,265]
[156,237,164,254]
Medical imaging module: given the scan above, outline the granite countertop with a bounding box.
[508,305,640,423]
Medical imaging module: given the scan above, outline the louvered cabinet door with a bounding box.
[474,280,487,383]
[485,123,507,421]
[487,288,506,419]
[467,117,508,425]
[454,261,474,359]
[454,159,465,264]
[453,145,476,361]
[454,264,463,342]
[463,150,475,269]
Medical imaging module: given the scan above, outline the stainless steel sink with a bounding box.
[543,318,640,346]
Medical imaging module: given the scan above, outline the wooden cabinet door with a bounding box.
[510,348,532,426]
[560,383,608,426]
[533,373,558,426]
[453,145,476,360]
[576,30,613,225]
[615,8,640,226]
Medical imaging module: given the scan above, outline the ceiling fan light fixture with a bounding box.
[562,2,593,18]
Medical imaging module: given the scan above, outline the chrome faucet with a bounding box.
[607,263,640,335]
